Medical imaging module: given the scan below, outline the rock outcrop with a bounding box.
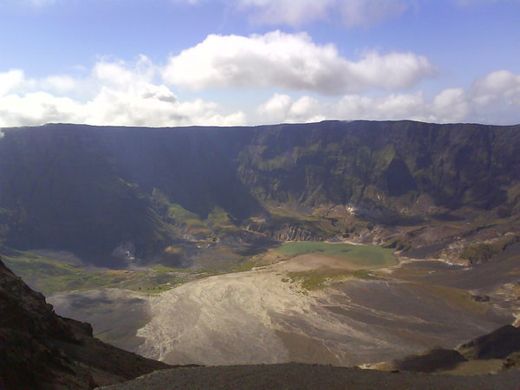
[0,257,168,390]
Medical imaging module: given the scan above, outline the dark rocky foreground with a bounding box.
[0,257,168,390]
[100,324,520,389]
[1,254,520,390]
[99,363,520,390]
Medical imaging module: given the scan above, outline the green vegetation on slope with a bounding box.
[286,269,376,291]
[2,251,193,295]
[168,203,208,232]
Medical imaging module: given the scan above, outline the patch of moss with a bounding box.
[231,260,257,273]
[168,204,208,230]
[288,269,376,291]
[151,264,191,274]
[207,207,237,231]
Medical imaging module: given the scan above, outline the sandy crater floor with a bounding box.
[133,255,511,366]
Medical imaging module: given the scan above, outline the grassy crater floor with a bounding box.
[270,242,398,291]
[2,251,196,296]
[275,242,397,268]
[3,242,397,296]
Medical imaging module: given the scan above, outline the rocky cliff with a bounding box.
[0,121,518,262]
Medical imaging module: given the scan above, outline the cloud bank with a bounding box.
[0,29,519,127]
[163,31,434,94]
[188,0,409,27]
[0,56,245,128]
[257,70,520,125]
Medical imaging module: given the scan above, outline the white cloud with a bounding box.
[258,93,324,123]
[256,70,520,125]
[347,50,434,90]
[258,93,292,122]
[163,31,434,94]
[0,70,25,97]
[234,0,408,27]
[41,75,78,93]
[468,70,520,123]
[13,0,407,28]
[236,0,334,26]
[329,93,430,122]
[257,92,432,124]
[432,88,469,123]
[471,70,520,106]
[0,57,245,128]
[1,57,520,128]
[0,92,82,126]
[340,0,408,27]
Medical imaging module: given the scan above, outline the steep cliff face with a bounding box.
[0,257,167,389]
[0,121,518,260]
[238,121,519,211]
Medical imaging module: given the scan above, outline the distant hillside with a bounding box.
[0,121,518,262]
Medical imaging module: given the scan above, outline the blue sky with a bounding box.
[0,0,519,127]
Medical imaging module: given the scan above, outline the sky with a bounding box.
[0,0,519,127]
